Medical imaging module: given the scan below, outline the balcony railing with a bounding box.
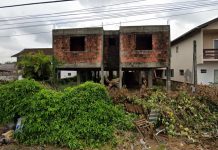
[203,49,218,59]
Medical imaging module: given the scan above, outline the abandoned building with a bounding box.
[53,26,170,88]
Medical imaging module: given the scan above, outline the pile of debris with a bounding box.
[0,117,22,145]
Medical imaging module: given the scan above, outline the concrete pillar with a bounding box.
[100,70,104,84]
[92,71,95,81]
[77,71,81,85]
[166,67,171,91]
[119,68,123,88]
[97,71,100,79]
[138,71,142,85]
[148,69,153,88]
[56,70,60,80]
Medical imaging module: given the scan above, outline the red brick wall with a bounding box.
[53,34,102,65]
[120,32,169,64]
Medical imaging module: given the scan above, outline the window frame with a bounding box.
[179,69,184,76]
[213,39,218,49]
[171,69,174,77]
[200,69,207,73]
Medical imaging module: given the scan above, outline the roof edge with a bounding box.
[171,17,218,46]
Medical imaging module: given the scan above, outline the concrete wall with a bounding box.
[171,32,203,83]
[197,62,218,84]
[120,26,170,68]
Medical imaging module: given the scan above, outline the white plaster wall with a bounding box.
[197,62,218,84]
[171,32,202,83]
[61,71,76,79]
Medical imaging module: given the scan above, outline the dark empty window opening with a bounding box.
[155,70,163,78]
[68,73,71,76]
[70,36,85,51]
[201,69,207,73]
[164,69,174,77]
[176,46,179,53]
[179,69,184,76]
[136,34,152,50]
[109,38,116,46]
[171,69,174,77]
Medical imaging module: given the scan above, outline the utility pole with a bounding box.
[119,24,122,89]
[166,26,171,92]
[193,40,197,88]
[100,23,104,85]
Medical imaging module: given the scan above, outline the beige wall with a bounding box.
[171,32,203,83]
[203,32,218,49]
[203,21,218,49]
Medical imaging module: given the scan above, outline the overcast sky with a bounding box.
[0,0,217,63]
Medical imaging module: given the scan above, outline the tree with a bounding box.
[18,52,52,81]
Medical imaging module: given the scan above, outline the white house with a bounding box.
[170,17,218,85]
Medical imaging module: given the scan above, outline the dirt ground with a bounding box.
[0,131,217,150]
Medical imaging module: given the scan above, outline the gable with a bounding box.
[203,21,218,30]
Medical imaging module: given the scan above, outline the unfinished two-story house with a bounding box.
[171,17,218,85]
[53,26,170,88]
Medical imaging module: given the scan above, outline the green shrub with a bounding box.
[15,81,133,149]
[0,79,43,123]
[16,89,63,145]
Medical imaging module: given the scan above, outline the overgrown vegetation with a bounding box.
[0,80,134,149]
[1,79,217,149]
[18,52,53,81]
[0,79,43,123]
[109,85,218,141]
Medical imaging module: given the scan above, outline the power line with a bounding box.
[0,0,216,22]
[0,8,217,38]
[0,0,145,20]
[0,0,75,9]
[0,1,217,27]
[0,0,217,30]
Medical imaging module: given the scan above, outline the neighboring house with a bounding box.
[12,48,54,62]
[170,17,218,85]
[12,48,76,79]
[0,63,17,81]
[53,26,170,87]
